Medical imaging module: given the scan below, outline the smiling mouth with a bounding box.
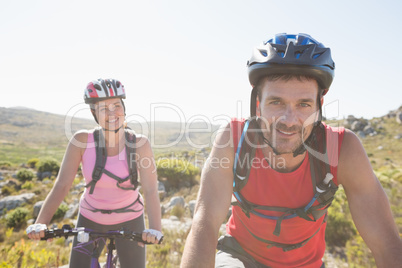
[277,129,296,135]
[108,118,119,123]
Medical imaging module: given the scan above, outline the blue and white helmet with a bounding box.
[247,33,335,92]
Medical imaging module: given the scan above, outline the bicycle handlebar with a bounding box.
[41,224,163,245]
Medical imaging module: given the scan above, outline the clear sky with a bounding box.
[1,0,401,124]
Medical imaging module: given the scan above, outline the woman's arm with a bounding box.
[27,131,85,240]
[136,136,162,241]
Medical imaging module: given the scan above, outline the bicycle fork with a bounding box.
[90,238,116,268]
[106,238,116,268]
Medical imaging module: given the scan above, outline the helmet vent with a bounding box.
[247,33,335,90]
[313,52,323,59]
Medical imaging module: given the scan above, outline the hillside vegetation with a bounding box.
[0,106,401,267]
[0,107,219,165]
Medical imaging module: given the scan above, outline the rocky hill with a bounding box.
[0,107,219,165]
[0,105,401,267]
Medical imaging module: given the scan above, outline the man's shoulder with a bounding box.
[322,122,345,134]
[340,129,361,149]
[338,129,366,168]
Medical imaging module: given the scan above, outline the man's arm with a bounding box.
[338,129,402,267]
[181,124,234,268]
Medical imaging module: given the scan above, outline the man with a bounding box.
[181,33,402,267]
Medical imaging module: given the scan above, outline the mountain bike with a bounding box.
[41,224,163,268]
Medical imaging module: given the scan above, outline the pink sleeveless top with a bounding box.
[227,118,345,267]
[79,132,144,224]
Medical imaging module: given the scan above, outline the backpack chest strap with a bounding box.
[85,128,138,194]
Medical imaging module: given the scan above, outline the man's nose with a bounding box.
[278,106,297,127]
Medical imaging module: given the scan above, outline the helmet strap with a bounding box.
[261,135,281,155]
[256,116,321,158]
[252,85,324,157]
[102,125,124,133]
[293,94,323,156]
[90,98,126,132]
[250,87,258,118]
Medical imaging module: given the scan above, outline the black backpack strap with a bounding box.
[86,128,107,194]
[82,194,143,214]
[307,124,338,219]
[236,210,322,252]
[309,124,332,192]
[233,119,259,193]
[125,128,139,190]
[85,128,140,195]
[97,128,139,191]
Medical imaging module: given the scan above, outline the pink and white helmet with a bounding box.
[84,78,126,104]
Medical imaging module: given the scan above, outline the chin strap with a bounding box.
[258,119,321,157]
[102,125,124,133]
[261,135,281,155]
[257,93,324,157]
[291,127,317,157]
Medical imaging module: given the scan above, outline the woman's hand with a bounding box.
[26,223,47,240]
[138,229,163,247]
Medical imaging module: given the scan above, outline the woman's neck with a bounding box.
[102,128,125,156]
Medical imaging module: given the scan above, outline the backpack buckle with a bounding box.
[93,167,103,181]
[100,210,112,214]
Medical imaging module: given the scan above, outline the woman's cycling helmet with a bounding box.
[247,33,335,116]
[84,78,126,104]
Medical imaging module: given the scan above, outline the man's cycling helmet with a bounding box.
[247,33,335,117]
[248,33,335,91]
[84,78,126,104]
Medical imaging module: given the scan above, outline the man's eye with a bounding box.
[300,103,311,107]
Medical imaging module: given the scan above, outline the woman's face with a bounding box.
[94,98,125,131]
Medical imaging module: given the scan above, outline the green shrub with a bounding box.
[16,168,34,182]
[156,158,199,189]
[51,203,69,221]
[0,161,12,169]
[326,208,356,247]
[1,185,15,196]
[6,207,29,229]
[325,188,357,247]
[37,158,60,174]
[146,228,189,267]
[21,181,34,190]
[170,205,185,220]
[346,235,376,267]
[27,158,40,169]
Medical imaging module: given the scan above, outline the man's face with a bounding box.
[257,77,320,155]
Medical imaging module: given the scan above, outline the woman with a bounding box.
[26,78,162,268]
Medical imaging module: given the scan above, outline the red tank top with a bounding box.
[227,118,345,267]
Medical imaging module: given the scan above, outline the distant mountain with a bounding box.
[9,106,37,111]
[0,107,220,164]
[1,106,401,165]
